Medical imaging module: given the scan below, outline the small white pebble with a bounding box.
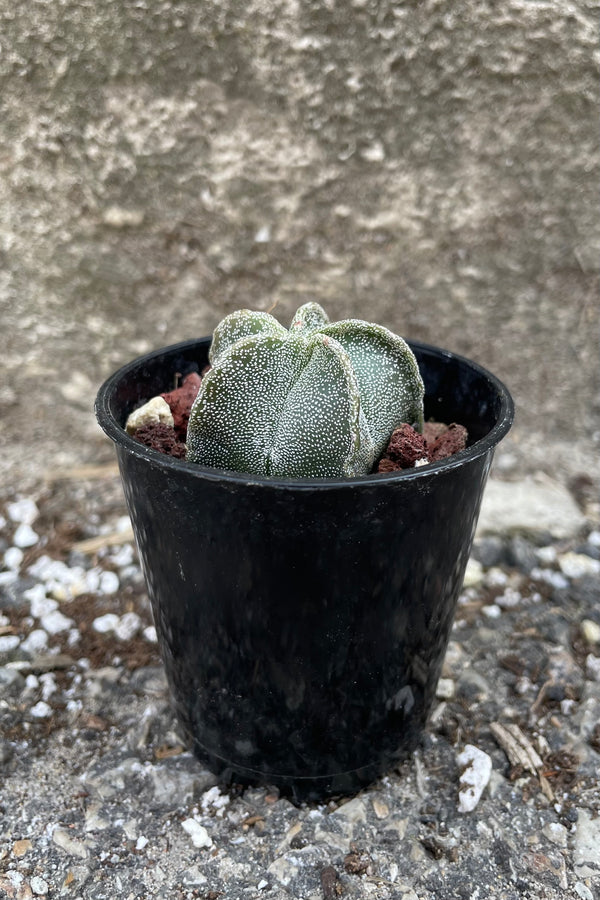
[0,571,18,587]
[580,619,600,645]
[436,678,455,700]
[4,546,24,571]
[484,567,508,587]
[92,613,120,634]
[29,593,58,619]
[135,836,148,851]
[40,610,74,635]
[482,604,501,619]
[201,786,230,814]
[13,523,39,549]
[181,818,212,849]
[30,701,53,718]
[560,699,576,716]
[457,744,492,813]
[21,629,49,654]
[99,570,120,595]
[530,567,568,590]
[25,674,40,690]
[7,497,39,525]
[463,559,484,588]
[587,530,600,548]
[85,569,101,592]
[558,552,600,580]
[40,673,57,701]
[536,545,557,565]
[114,612,141,641]
[585,654,600,681]
[143,625,157,643]
[0,634,20,653]
[257,879,269,890]
[30,875,49,895]
[495,587,522,608]
[110,545,134,567]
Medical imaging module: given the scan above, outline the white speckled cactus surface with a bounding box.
[186,302,424,477]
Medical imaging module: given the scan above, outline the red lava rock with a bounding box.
[379,423,428,470]
[427,423,468,461]
[133,423,187,459]
[161,372,202,440]
[376,421,469,473]
[422,421,449,445]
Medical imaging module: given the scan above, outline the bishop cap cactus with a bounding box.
[186,302,424,478]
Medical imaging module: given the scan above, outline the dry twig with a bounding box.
[490,721,554,801]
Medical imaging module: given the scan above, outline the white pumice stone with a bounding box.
[7,497,39,525]
[4,546,24,570]
[457,744,492,813]
[125,396,174,434]
[13,523,39,548]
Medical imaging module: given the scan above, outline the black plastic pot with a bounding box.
[96,338,513,801]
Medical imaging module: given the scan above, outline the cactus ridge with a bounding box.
[186,302,424,478]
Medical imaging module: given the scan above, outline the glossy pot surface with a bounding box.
[96,338,513,799]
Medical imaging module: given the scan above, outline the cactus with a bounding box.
[186,302,424,478]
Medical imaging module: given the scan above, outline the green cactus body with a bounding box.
[186,302,424,478]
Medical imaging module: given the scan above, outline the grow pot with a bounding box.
[96,338,513,801]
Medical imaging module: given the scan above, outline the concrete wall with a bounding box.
[1,0,598,487]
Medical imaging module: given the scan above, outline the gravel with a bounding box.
[1,470,599,900]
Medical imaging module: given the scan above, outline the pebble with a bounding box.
[4,546,24,570]
[462,558,484,588]
[559,552,600,579]
[13,523,40,548]
[30,876,49,896]
[20,629,49,654]
[181,818,213,849]
[436,678,455,700]
[0,634,21,654]
[457,744,492,813]
[39,609,74,635]
[580,619,600,645]
[113,611,141,640]
[92,613,120,634]
[30,701,53,718]
[477,476,587,539]
[7,498,39,525]
[125,396,174,434]
[472,535,506,568]
[585,654,600,681]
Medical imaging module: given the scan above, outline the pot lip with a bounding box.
[96,337,514,490]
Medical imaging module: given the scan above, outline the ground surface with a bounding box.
[1,469,599,900]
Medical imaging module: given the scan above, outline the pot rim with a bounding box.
[96,337,514,491]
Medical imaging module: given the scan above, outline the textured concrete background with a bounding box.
[1,0,598,489]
